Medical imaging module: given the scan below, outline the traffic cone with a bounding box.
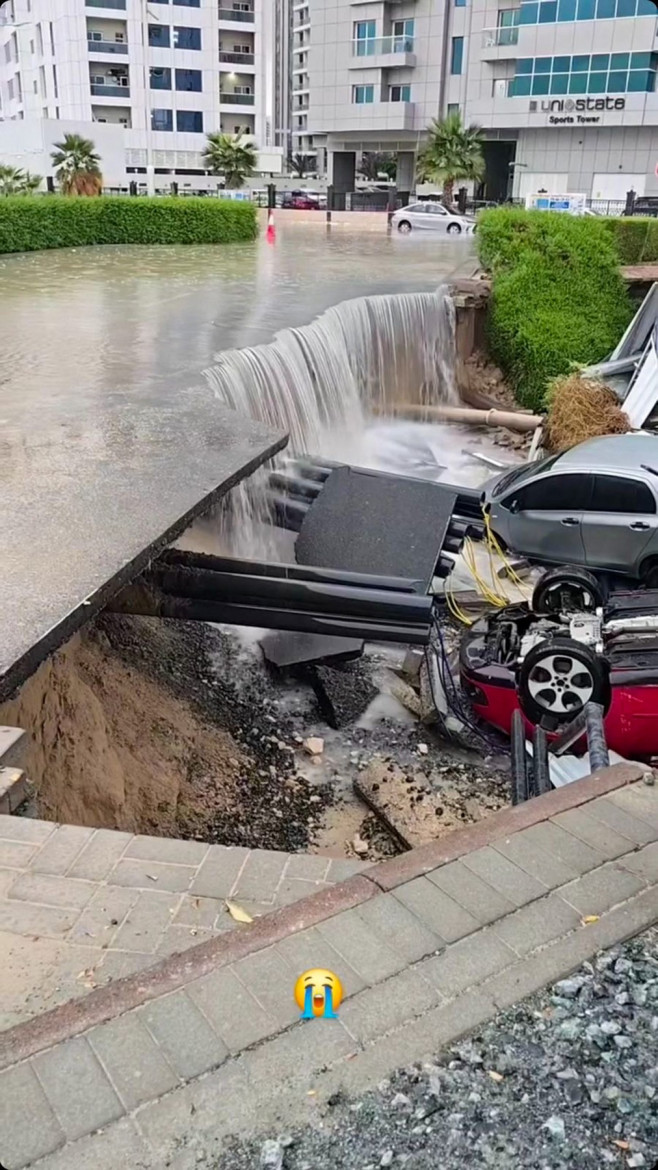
[266,208,276,242]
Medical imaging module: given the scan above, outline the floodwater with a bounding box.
[0,226,473,436]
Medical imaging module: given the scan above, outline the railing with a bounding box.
[218,7,254,20]
[88,38,128,53]
[219,50,254,64]
[352,34,414,56]
[219,91,254,104]
[86,0,127,9]
[482,25,519,46]
[90,82,130,96]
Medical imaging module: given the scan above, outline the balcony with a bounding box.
[330,100,415,132]
[481,25,519,58]
[219,50,254,64]
[349,35,415,68]
[219,91,255,104]
[88,37,128,53]
[218,7,255,23]
[86,0,127,10]
[90,81,130,97]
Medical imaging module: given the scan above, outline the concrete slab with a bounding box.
[0,398,286,700]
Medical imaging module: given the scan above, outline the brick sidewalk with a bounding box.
[0,765,657,1169]
[0,819,366,1029]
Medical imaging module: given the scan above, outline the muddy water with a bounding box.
[0,227,472,434]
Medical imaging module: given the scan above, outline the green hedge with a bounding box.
[477,208,632,411]
[599,216,658,264]
[0,195,257,253]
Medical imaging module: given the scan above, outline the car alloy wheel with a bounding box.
[397,221,412,234]
[447,223,462,234]
[517,637,610,724]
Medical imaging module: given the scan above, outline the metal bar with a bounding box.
[159,549,424,593]
[511,708,528,805]
[268,471,322,500]
[282,459,332,483]
[146,566,434,623]
[548,708,588,756]
[532,725,551,795]
[112,588,431,644]
[266,492,308,532]
[585,701,610,772]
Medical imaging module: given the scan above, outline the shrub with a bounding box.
[477,208,632,410]
[0,195,257,253]
[599,216,658,265]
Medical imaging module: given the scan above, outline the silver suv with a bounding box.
[482,435,658,584]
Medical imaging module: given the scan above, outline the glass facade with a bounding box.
[519,0,655,21]
[451,35,464,74]
[175,68,202,90]
[510,52,658,94]
[176,109,203,131]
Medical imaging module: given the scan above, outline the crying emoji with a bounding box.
[294,968,343,1019]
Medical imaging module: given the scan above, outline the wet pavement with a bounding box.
[0,229,473,699]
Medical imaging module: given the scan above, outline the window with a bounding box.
[37,24,43,55]
[510,52,658,95]
[451,35,464,74]
[175,68,202,90]
[52,63,58,98]
[90,30,102,40]
[392,18,414,47]
[173,26,201,49]
[234,84,251,93]
[148,23,170,46]
[354,19,376,55]
[115,32,125,42]
[497,9,519,43]
[39,65,46,96]
[455,0,466,6]
[591,476,655,514]
[150,0,169,4]
[49,22,55,55]
[518,0,654,18]
[492,78,508,97]
[150,66,171,89]
[152,107,173,130]
[176,109,203,131]
[511,474,592,512]
[175,0,200,6]
[447,102,460,115]
[352,84,374,103]
[389,84,410,101]
[7,79,13,101]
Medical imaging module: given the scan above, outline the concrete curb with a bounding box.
[0,761,643,1071]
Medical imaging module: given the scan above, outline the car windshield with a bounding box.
[492,453,563,497]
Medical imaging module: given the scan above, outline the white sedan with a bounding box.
[391,202,474,235]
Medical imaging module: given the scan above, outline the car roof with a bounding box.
[550,434,658,474]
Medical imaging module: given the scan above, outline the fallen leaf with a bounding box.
[581,915,600,925]
[225,899,253,924]
[488,1070,504,1082]
[612,1140,630,1150]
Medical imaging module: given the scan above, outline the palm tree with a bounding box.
[288,152,314,178]
[50,134,102,195]
[203,130,257,189]
[358,151,396,181]
[416,112,485,207]
[0,165,42,195]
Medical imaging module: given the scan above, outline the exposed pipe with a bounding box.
[373,404,544,433]
[160,549,425,594]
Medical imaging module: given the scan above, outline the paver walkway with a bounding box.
[0,819,365,1029]
[0,764,657,1170]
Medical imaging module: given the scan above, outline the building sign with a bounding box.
[529,96,626,125]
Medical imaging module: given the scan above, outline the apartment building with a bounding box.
[0,0,284,188]
[308,0,658,200]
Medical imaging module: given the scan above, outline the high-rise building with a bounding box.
[308,0,658,202]
[0,0,284,188]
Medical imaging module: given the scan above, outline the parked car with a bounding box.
[391,202,474,235]
[482,435,658,584]
[281,189,322,210]
[631,196,658,218]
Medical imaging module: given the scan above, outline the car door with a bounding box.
[407,203,431,229]
[581,473,658,574]
[502,472,592,564]
[424,204,450,232]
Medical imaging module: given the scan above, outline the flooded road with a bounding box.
[0,227,473,434]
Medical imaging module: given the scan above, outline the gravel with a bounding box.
[210,929,658,1170]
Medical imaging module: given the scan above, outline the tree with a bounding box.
[51,134,102,195]
[358,151,396,181]
[416,112,485,207]
[204,130,257,188]
[0,165,42,195]
[288,152,314,178]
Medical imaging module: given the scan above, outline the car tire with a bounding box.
[532,566,605,616]
[447,223,462,234]
[640,557,658,588]
[517,637,610,726]
[397,220,412,234]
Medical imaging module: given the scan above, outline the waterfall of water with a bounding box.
[203,286,457,460]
